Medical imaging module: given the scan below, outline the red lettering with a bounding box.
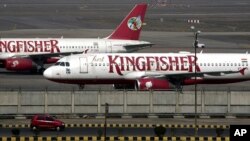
[146,56,154,71]
[125,56,135,71]
[120,56,125,71]
[44,41,51,52]
[15,41,23,52]
[168,56,179,71]
[108,55,122,75]
[136,57,145,71]
[35,41,43,52]
[27,41,35,52]
[8,41,16,53]
[155,56,160,71]
[0,41,7,52]
[159,57,168,71]
[50,40,60,53]
[180,56,188,71]
[187,55,200,72]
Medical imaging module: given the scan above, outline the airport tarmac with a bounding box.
[1,0,250,32]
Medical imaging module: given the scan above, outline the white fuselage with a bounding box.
[0,38,150,59]
[44,53,250,85]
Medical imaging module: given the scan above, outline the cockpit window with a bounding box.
[60,62,65,66]
[55,62,70,67]
[55,62,60,66]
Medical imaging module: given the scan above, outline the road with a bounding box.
[0,127,229,137]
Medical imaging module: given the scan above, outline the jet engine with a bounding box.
[44,57,60,64]
[5,58,36,71]
[136,78,175,90]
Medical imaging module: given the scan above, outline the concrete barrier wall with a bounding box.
[0,90,249,115]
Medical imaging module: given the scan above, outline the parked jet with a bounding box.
[0,3,152,73]
[43,52,249,91]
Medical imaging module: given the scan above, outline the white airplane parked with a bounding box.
[0,4,152,73]
[43,52,249,91]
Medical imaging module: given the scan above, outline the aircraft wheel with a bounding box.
[38,68,46,74]
[79,85,85,90]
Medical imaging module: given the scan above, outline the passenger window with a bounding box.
[66,62,70,67]
[37,116,44,120]
[46,117,54,121]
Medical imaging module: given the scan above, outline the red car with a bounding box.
[30,114,65,131]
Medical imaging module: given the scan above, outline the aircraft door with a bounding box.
[79,57,88,73]
[106,41,112,53]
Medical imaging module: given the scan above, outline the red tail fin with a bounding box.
[107,3,147,40]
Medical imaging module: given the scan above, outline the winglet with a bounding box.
[106,3,148,40]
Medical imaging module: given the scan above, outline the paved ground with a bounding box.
[0,0,250,32]
[1,118,250,126]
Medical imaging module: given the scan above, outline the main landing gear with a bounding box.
[79,84,85,90]
[38,67,46,74]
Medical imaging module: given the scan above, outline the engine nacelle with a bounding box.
[136,78,175,90]
[44,57,59,64]
[5,58,35,71]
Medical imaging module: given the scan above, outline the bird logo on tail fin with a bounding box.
[127,16,142,31]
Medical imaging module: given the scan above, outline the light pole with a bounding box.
[190,26,200,136]
[104,103,109,141]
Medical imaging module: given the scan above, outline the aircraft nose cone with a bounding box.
[43,68,52,79]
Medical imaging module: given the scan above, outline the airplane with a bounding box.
[0,3,152,73]
[43,52,249,91]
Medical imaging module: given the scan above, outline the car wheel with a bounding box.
[56,126,61,131]
[32,126,38,131]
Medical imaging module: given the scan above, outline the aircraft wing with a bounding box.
[124,43,154,53]
[124,69,246,80]
[12,51,84,59]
